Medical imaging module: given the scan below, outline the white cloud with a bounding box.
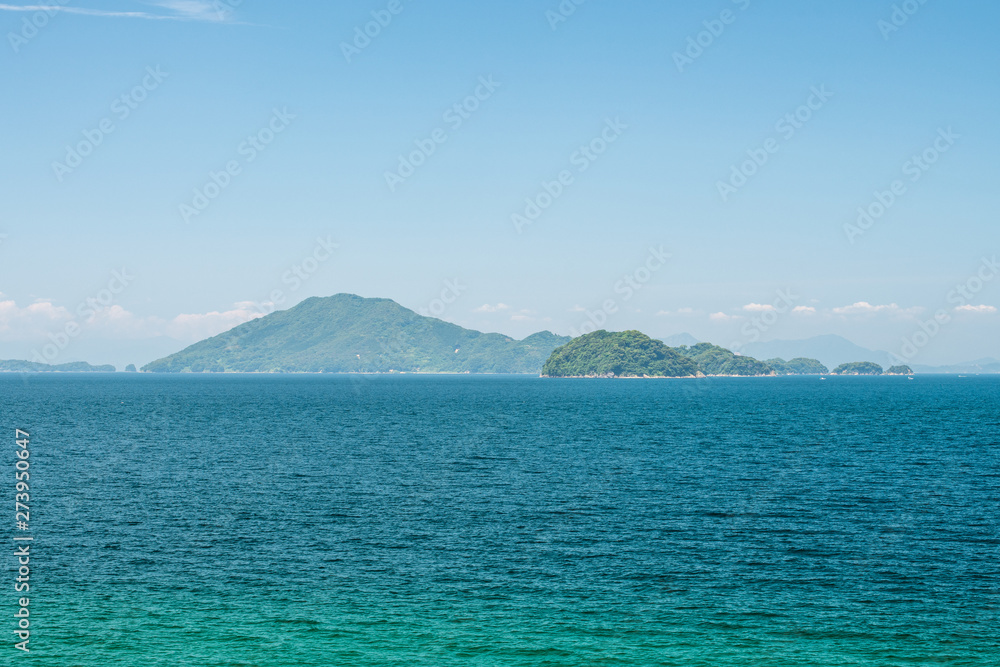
[709,312,733,321]
[0,298,267,344]
[657,307,697,316]
[568,305,586,313]
[832,301,921,316]
[0,2,234,22]
[742,303,776,312]
[510,314,532,322]
[164,301,268,341]
[792,306,816,314]
[955,304,997,314]
[473,303,510,313]
[0,299,73,339]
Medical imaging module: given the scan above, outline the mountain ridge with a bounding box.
[143,294,570,374]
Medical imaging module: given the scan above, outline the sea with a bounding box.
[1,374,998,666]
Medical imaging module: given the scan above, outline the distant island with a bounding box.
[764,358,828,375]
[0,360,116,373]
[675,343,774,376]
[832,361,884,375]
[830,362,913,375]
[541,330,702,378]
[0,294,976,376]
[143,294,570,374]
[541,331,834,378]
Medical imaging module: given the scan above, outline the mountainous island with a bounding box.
[140,296,843,377]
[0,360,116,373]
[143,294,570,374]
[541,330,702,378]
[1,294,931,377]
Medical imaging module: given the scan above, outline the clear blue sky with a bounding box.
[0,0,997,368]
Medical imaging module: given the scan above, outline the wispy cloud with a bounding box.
[473,303,509,313]
[792,306,816,314]
[0,1,235,22]
[742,303,776,312]
[954,304,997,314]
[832,301,922,317]
[0,298,265,343]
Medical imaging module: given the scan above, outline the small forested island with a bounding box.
[675,343,773,376]
[541,331,837,378]
[542,330,702,378]
[766,357,830,375]
[0,360,116,373]
[885,365,914,375]
[832,361,884,375]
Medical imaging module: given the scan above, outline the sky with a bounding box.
[0,0,997,369]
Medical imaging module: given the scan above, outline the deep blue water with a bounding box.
[2,374,998,665]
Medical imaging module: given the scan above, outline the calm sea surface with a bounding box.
[1,374,998,666]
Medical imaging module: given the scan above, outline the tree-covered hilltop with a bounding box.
[541,330,702,378]
[0,360,116,372]
[142,294,570,374]
[675,343,774,376]
[832,361,883,375]
[766,357,830,375]
[885,365,914,375]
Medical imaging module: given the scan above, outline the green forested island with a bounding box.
[675,343,774,376]
[133,293,904,378]
[541,332,838,378]
[766,357,830,375]
[143,294,570,373]
[886,365,914,375]
[0,360,116,373]
[541,330,702,378]
[832,361,884,375]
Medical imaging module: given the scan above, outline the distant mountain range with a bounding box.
[736,335,895,370]
[142,294,570,373]
[660,333,702,348]
[911,358,1000,374]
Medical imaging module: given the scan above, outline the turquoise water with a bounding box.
[2,374,998,665]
